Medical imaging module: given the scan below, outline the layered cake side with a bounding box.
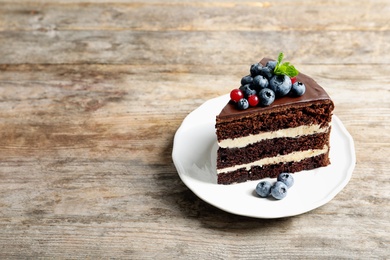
[215,57,334,185]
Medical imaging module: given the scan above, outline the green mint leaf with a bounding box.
[273,53,299,77]
[275,63,288,75]
[277,52,284,65]
[286,64,299,77]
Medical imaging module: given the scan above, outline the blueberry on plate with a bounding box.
[258,88,275,106]
[269,74,292,97]
[277,173,294,188]
[271,181,288,200]
[290,81,306,97]
[255,181,272,198]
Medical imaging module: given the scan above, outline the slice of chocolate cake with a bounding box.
[215,56,334,185]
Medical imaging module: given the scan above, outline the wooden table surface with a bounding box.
[1,0,389,259]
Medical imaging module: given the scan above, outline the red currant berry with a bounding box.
[290,76,297,85]
[230,89,244,102]
[248,95,259,107]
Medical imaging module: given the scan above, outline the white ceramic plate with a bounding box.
[172,94,356,218]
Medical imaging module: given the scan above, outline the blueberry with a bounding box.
[239,84,256,98]
[277,173,294,188]
[258,66,273,79]
[265,60,277,72]
[269,75,292,97]
[270,181,288,200]
[241,75,253,86]
[258,88,275,106]
[250,63,262,77]
[290,82,306,97]
[237,98,249,110]
[252,75,269,91]
[255,181,272,198]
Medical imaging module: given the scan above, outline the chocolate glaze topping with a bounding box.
[217,58,332,120]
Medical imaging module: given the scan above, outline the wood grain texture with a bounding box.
[0,0,389,259]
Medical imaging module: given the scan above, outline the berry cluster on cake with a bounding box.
[215,53,334,185]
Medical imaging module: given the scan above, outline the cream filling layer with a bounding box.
[217,145,329,174]
[218,124,330,149]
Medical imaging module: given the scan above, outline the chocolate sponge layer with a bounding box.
[216,101,334,141]
[217,152,330,185]
[217,131,330,169]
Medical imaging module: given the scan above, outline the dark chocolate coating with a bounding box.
[217,58,332,120]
